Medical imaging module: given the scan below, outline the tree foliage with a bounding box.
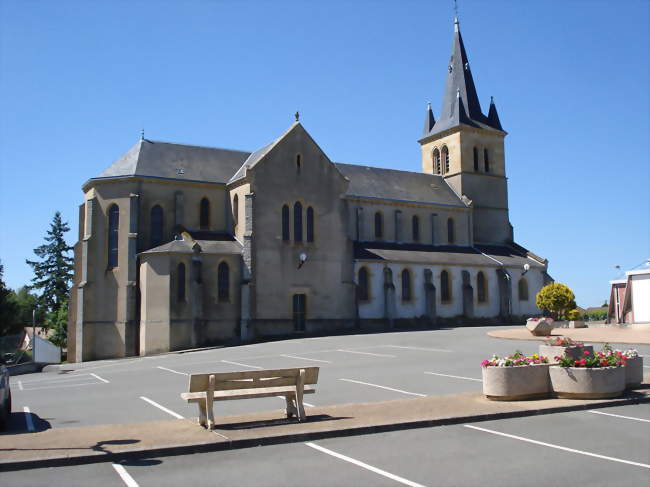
[0,261,21,336]
[26,211,73,318]
[535,283,576,320]
[46,302,68,348]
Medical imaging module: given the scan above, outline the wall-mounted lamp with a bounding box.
[297,252,307,269]
[522,263,530,276]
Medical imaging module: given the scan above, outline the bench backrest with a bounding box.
[188,367,320,393]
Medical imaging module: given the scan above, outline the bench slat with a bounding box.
[188,367,319,392]
[181,385,316,402]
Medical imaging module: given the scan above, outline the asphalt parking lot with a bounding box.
[3,327,650,486]
[2,403,648,486]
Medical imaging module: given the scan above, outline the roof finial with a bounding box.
[295,111,300,122]
[490,95,494,104]
[140,128,144,141]
[427,101,431,109]
[456,88,461,98]
[453,0,459,31]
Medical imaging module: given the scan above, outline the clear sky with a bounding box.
[1,0,648,307]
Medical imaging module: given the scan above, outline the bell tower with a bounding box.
[419,18,512,245]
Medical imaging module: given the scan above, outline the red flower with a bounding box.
[583,350,590,355]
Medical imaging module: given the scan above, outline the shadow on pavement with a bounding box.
[1,411,51,435]
[216,414,350,431]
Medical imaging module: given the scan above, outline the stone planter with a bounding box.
[526,318,554,336]
[549,366,625,399]
[482,364,551,401]
[568,320,587,328]
[625,356,644,388]
[539,344,593,364]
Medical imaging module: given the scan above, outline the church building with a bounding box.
[68,19,550,362]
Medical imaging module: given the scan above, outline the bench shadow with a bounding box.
[216,414,350,431]
[0,438,141,454]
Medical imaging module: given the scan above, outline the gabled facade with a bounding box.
[68,19,550,362]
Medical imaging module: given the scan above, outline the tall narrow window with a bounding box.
[374,212,383,239]
[441,270,451,302]
[296,154,302,173]
[442,146,450,174]
[306,206,314,242]
[282,204,290,241]
[150,205,163,248]
[401,269,412,301]
[200,198,210,230]
[477,271,487,303]
[518,278,529,301]
[484,149,490,172]
[218,262,229,302]
[292,294,306,331]
[293,201,303,242]
[358,267,370,302]
[233,195,239,230]
[107,204,119,269]
[433,148,441,175]
[473,147,479,171]
[412,215,420,241]
[177,263,186,302]
[447,217,455,244]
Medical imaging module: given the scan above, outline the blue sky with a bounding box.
[0,0,648,307]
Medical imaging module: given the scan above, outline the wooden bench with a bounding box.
[180,367,319,429]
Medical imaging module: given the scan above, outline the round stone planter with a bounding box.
[482,364,551,401]
[549,365,625,399]
[539,344,593,364]
[625,356,644,388]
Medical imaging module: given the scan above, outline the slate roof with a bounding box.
[95,139,251,184]
[335,163,466,207]
[355,242,545,269]
[422,18,504,139]
[140,237,242,255]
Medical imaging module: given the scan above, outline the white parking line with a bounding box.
[17,380,23,391]
[16,373,95,385]
[274,396,315,408]
[588,410,650,423]
[384,345,452,353]
[221,360,263,369]
[24,406,35,432]
[280,354,332,364]
[157,366,189,376]
[464,424,650,469]
[424,372,482,382]
[90,373,110,383]
[339,378,426,397]
[112,463,139,487]
[337,349,397,358]
[140,396,184,419]
[305,442,426,487]
[20,382,101,391]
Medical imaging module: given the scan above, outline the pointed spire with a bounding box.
[422,102,435,136]
[487,96,503,130]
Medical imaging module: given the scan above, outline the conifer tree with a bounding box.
[26,212,74,317]
[0,260,20,336]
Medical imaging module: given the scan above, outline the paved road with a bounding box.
[7,327,650,432]
[2,403,649,486]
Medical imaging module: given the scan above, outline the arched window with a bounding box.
[412,215,420,241]
[218,262,229,302]
[518,278,529,301]
[473,147,479,171]
[477,271,487,303]
[358,267,370,302]
[401,269,412,301]
[200,198,210,230]
[150,205,163,248]
[442,146,450,174]
[447,217,455,244]
[441,270,451,302]
[282,204,290,241]
[432,148,441,175]
[293,201,303,242]
[374,212,383,239]
[296,154,302,173]
[307,206,314,242]
[233,194,239,229]
[484,149,490,172]
[107,204,119,269]
[177,263,186,302]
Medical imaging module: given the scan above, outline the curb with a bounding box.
[1,393,648,472]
